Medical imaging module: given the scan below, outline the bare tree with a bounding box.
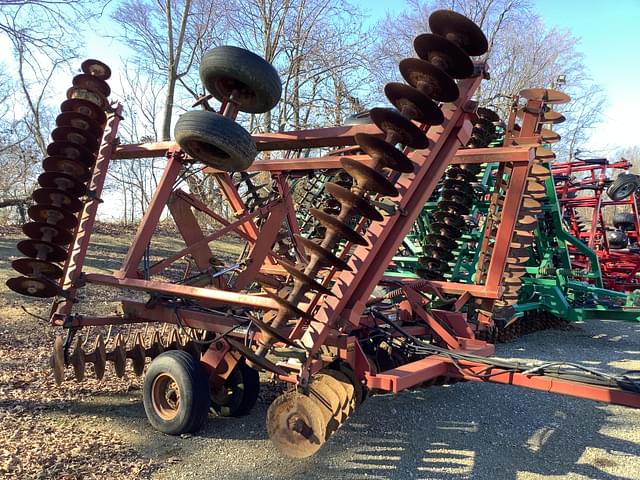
[112,0,225,140]
[368,0,605,162]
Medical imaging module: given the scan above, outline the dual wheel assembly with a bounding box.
[143,350,260,434]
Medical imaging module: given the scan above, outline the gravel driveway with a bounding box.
[149,319,640,480]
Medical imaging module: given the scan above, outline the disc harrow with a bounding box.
[7,8,640,460]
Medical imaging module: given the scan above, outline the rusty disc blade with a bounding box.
[22,222,73,246]
[418,256,450,273]
[294,235,352,271]
[526,181,546,193]
[399,58,458,102]
[81,59,112,80]
[429,221,462,239]
[263,289,315,324]
[226,337,289,377]
[354,133,414,173]
[517,213,538,225]
[521,197,542,209]
[279,259,334,296]
[66,86,107,110]
[46,142,95,166]
[70,337,86,382]
[72,73,111,97]
[341,158,398,197]
[38,171,87,197]
[56,111,102,138]
[414,33,474,79]
[432,210,466,229]
[540,128,561,143]
[146,331,165,359]
[530,164,550,176]
[267,391,327,458]
[422,244,455,261]
[309,375,343,432]
[506,256,529,264]
[384,82,444,125]
[60,98,107,126]
[369,107,429,149]
[441,190,473,207]
[426,234,458,251]
[443,178,474,195]
[252,316,299,348]
[12,258,63,279]
[540,110,566,124]
[429,10,488,56]
[437,199,470,215]
[17,239,68,262]
[43,156,92,181]
[447,166,478,183]
[28,204,78,230]
[311,208,368,246]
[325,182,383,221]
[519,88,571,104]
[335,363,364,407]
[319,369,355,416]
[6,275,59,297]
[107,339,127,378]
[534,146,555,160]
[91,335,107,380]
[50,336,65,385]
[127,339,146,377]
[476,107,500,123]
[32,188,83,213]
[51,126,100,151]
[165,328,183,350]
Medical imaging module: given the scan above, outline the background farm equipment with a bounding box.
[5,9,640,459]
[554,156,640,291]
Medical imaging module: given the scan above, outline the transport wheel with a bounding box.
[613,212,636,231]
[199,45,282,114]
[607,173,640,201]
[210,360,260,417]
[143,350,210,435]
[267,391,327,458]
[607,230,628,249]
[174,110,257,171]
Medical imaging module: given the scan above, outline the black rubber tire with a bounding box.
[174,110,257,171]
[613,212,636,230]
[143,350,210,435]
[199,46,282,114]
[607,173,640,201]
[210,360,260,417]
[607,230,628,249]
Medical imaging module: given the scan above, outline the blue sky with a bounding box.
[3,1,639,157]
[362,0,640,155]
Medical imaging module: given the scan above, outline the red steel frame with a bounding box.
[48,71,640,409]
[553,158,640,291]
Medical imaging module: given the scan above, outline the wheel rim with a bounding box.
[152,372,181,420]
[616,183,635,199]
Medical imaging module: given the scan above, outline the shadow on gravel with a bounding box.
[295,386,639,480]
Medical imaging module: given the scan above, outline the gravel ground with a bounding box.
[147,319,640,480]
[2,227,640,479]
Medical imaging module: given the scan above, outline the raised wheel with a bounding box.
[174,110,257,171]
[267,391,327,458]
[607,230,628,250]
[199,45,282,114]
[613,212,636,231]
[607,173,640,201]
[143,350,210,435]
[210,359,260,417]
